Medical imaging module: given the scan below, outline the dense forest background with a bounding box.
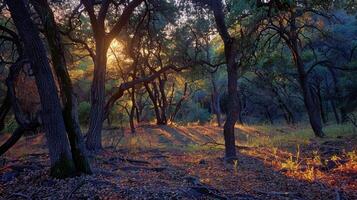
[0,0,357,199]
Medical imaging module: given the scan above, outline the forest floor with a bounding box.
[0,123,356,200]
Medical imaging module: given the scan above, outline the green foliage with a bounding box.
[177,101,211,124]
[78,101,91,125]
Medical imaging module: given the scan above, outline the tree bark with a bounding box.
[209,0,240,161]
[210,74,222,127]
[31,0,92,174]
[317,82,327,124]
[6,0,76,178]
[286,13,325,137]
[81,0,144,152]
[129,88,136,133]
[86,40,108,151]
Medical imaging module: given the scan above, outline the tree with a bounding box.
[30,0,92,174]
[259,0,333,137]
[193,0,242,161]
[5,0,77,178]
[78,0,145,151]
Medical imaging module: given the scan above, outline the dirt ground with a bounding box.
[0,124,356,199]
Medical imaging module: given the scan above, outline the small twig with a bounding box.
[66,180,85,200]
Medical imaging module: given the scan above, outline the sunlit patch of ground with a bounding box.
[0,123,356,199]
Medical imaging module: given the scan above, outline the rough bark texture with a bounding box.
[86,43,107,151]
[86,41,108,151]
[6,0,76,178]
[31,0,92,174]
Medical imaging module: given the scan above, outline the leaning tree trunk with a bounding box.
[292,43,325,137]
[86,38,108,151]
[295,54,325,137]
[6,0,76,178]
[288,13,325,138]
[31,0,92,174]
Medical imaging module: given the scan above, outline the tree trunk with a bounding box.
[210,0,240,161]
[288,13,325,137]
[31,0,92,174]
[296,57,324,137]
[129,89,136,133]
[340,107,348,123]
[330,100,340,124]
[86,39,108,151]
[6,0,76,178]
[170,82,189,122]
[265,107,274,125]
[158,77,168,125]
[211,74,222,127]
[317,82,327,124]
[145,82,166,125]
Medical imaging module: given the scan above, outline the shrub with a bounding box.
[178,101,211,124]
[78,101,91,125]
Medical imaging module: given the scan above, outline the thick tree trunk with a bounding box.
[6,0,76,178]
[31,0,92,174]
[86,40,108,151]
[223,57,240,160]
